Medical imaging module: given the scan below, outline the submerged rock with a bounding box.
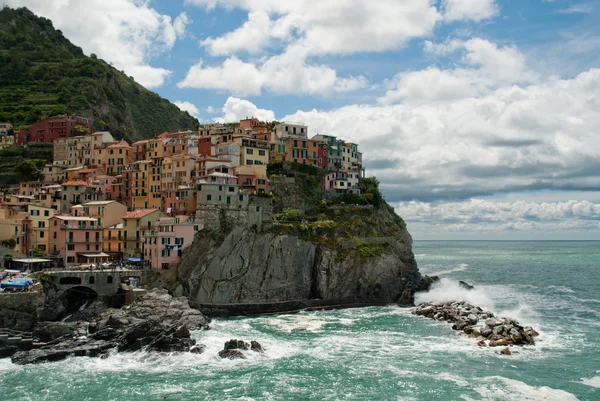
[413,300,538,348]
[12,289,210,365]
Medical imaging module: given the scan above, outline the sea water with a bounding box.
[1,241,598,400]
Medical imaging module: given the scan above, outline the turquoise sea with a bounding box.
[1,241,599,400]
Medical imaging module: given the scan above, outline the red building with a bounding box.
[15,115,94,144]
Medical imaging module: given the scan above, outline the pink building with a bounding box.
[143,215,202,269]
[49,215,107,267]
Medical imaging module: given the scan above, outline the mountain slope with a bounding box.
[0,7,199,141]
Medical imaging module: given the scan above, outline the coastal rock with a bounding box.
[11,289,210,365]
[190,344,206,354]
[458,281,474,290]
[175,202,423,312]
[217,339,264,359]
[250,341,265,353]
[413,299,539,348]
[500,347,512,355]
[218,350,246,360]
[224,339,249,351]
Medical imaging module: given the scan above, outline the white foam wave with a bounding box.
[469,376,580,401]
[414,278,495,310]
[429,263,470,276]
[580,376,600,388]
[547,285,576,294]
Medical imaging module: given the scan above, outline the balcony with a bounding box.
[61,224,101,230]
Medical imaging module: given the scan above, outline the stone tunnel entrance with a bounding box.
[63,286,98,319]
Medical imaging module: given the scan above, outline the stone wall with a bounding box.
[0,291,44,331]
[197,196,274,231]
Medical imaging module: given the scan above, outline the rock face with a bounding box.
[176,204,424,310]
[413,301,539,348]
[11,289,210,365]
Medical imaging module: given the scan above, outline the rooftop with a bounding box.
[124,209,160,219]
[62,180,89,187]
[53,215,97,222]
[83,200,117,206]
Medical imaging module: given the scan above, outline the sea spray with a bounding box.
[414,277,495,310]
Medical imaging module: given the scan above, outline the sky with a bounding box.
[7,0,600,240]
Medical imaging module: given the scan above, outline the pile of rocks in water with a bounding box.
[11,289,210,365]
[218,339,264,359]
[413,301,539,349]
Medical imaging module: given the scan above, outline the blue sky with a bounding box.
[8,0,600,239]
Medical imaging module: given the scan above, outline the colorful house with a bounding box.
[143,215,202,269]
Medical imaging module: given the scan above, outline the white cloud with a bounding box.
[173,101,200,117]
[187,0,442,56]
[177,46,369,96]
[282,67,600,202]
[177,57,264,96]
[201,11,273,55]
[556,4,594,14]
[441,0,499,22]
[7,0,185,88]
[393,199,600,234]
[380,38,536,104]
[218,97,276,123]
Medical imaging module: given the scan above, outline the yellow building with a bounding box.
[234,136,270,166]
[130,160,151,209]
[123,209,164,259]
[26,205,55,253]
[103,223,123,257]
[105,140,133,176]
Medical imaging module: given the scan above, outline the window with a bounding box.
[228,187,235,192]
[67,244,75,251]
[258,150,265,156]
[246,160,252,165]
[207,194,212,201]
[246,148,253,155]
[107,276,113,284]
[53,232,57,239]
[89,276,95,284]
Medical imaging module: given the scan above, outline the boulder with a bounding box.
[218,350,246,360]
[500,347,511,355]
[250,341,264,353]
[458,281,474,290]
[190,344,206,354]
[224,339,249,351]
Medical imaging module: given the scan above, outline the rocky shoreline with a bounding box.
[9,289,210,365]
[413,300,540,351]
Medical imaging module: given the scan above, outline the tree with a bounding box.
[0,238,16,249]
[16,160,38,175]
[74,124,90,135]
[30,248,46,257]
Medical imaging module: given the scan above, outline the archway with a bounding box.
[63,286,98,316]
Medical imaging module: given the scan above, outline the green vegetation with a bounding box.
[0,7,199,141]
[0,238,16,249]
[275,208,303,222]
[0,144,51,185]
[356,243,387,258]
[29,271,50,284]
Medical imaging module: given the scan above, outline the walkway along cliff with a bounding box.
[171,170,431,316]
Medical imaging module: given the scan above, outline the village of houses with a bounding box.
[0,115,363,279]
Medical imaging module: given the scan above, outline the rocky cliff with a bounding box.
[175,181,425,313]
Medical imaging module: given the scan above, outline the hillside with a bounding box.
[0,7,199,142]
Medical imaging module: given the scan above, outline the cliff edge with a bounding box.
[172,171,426,314]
